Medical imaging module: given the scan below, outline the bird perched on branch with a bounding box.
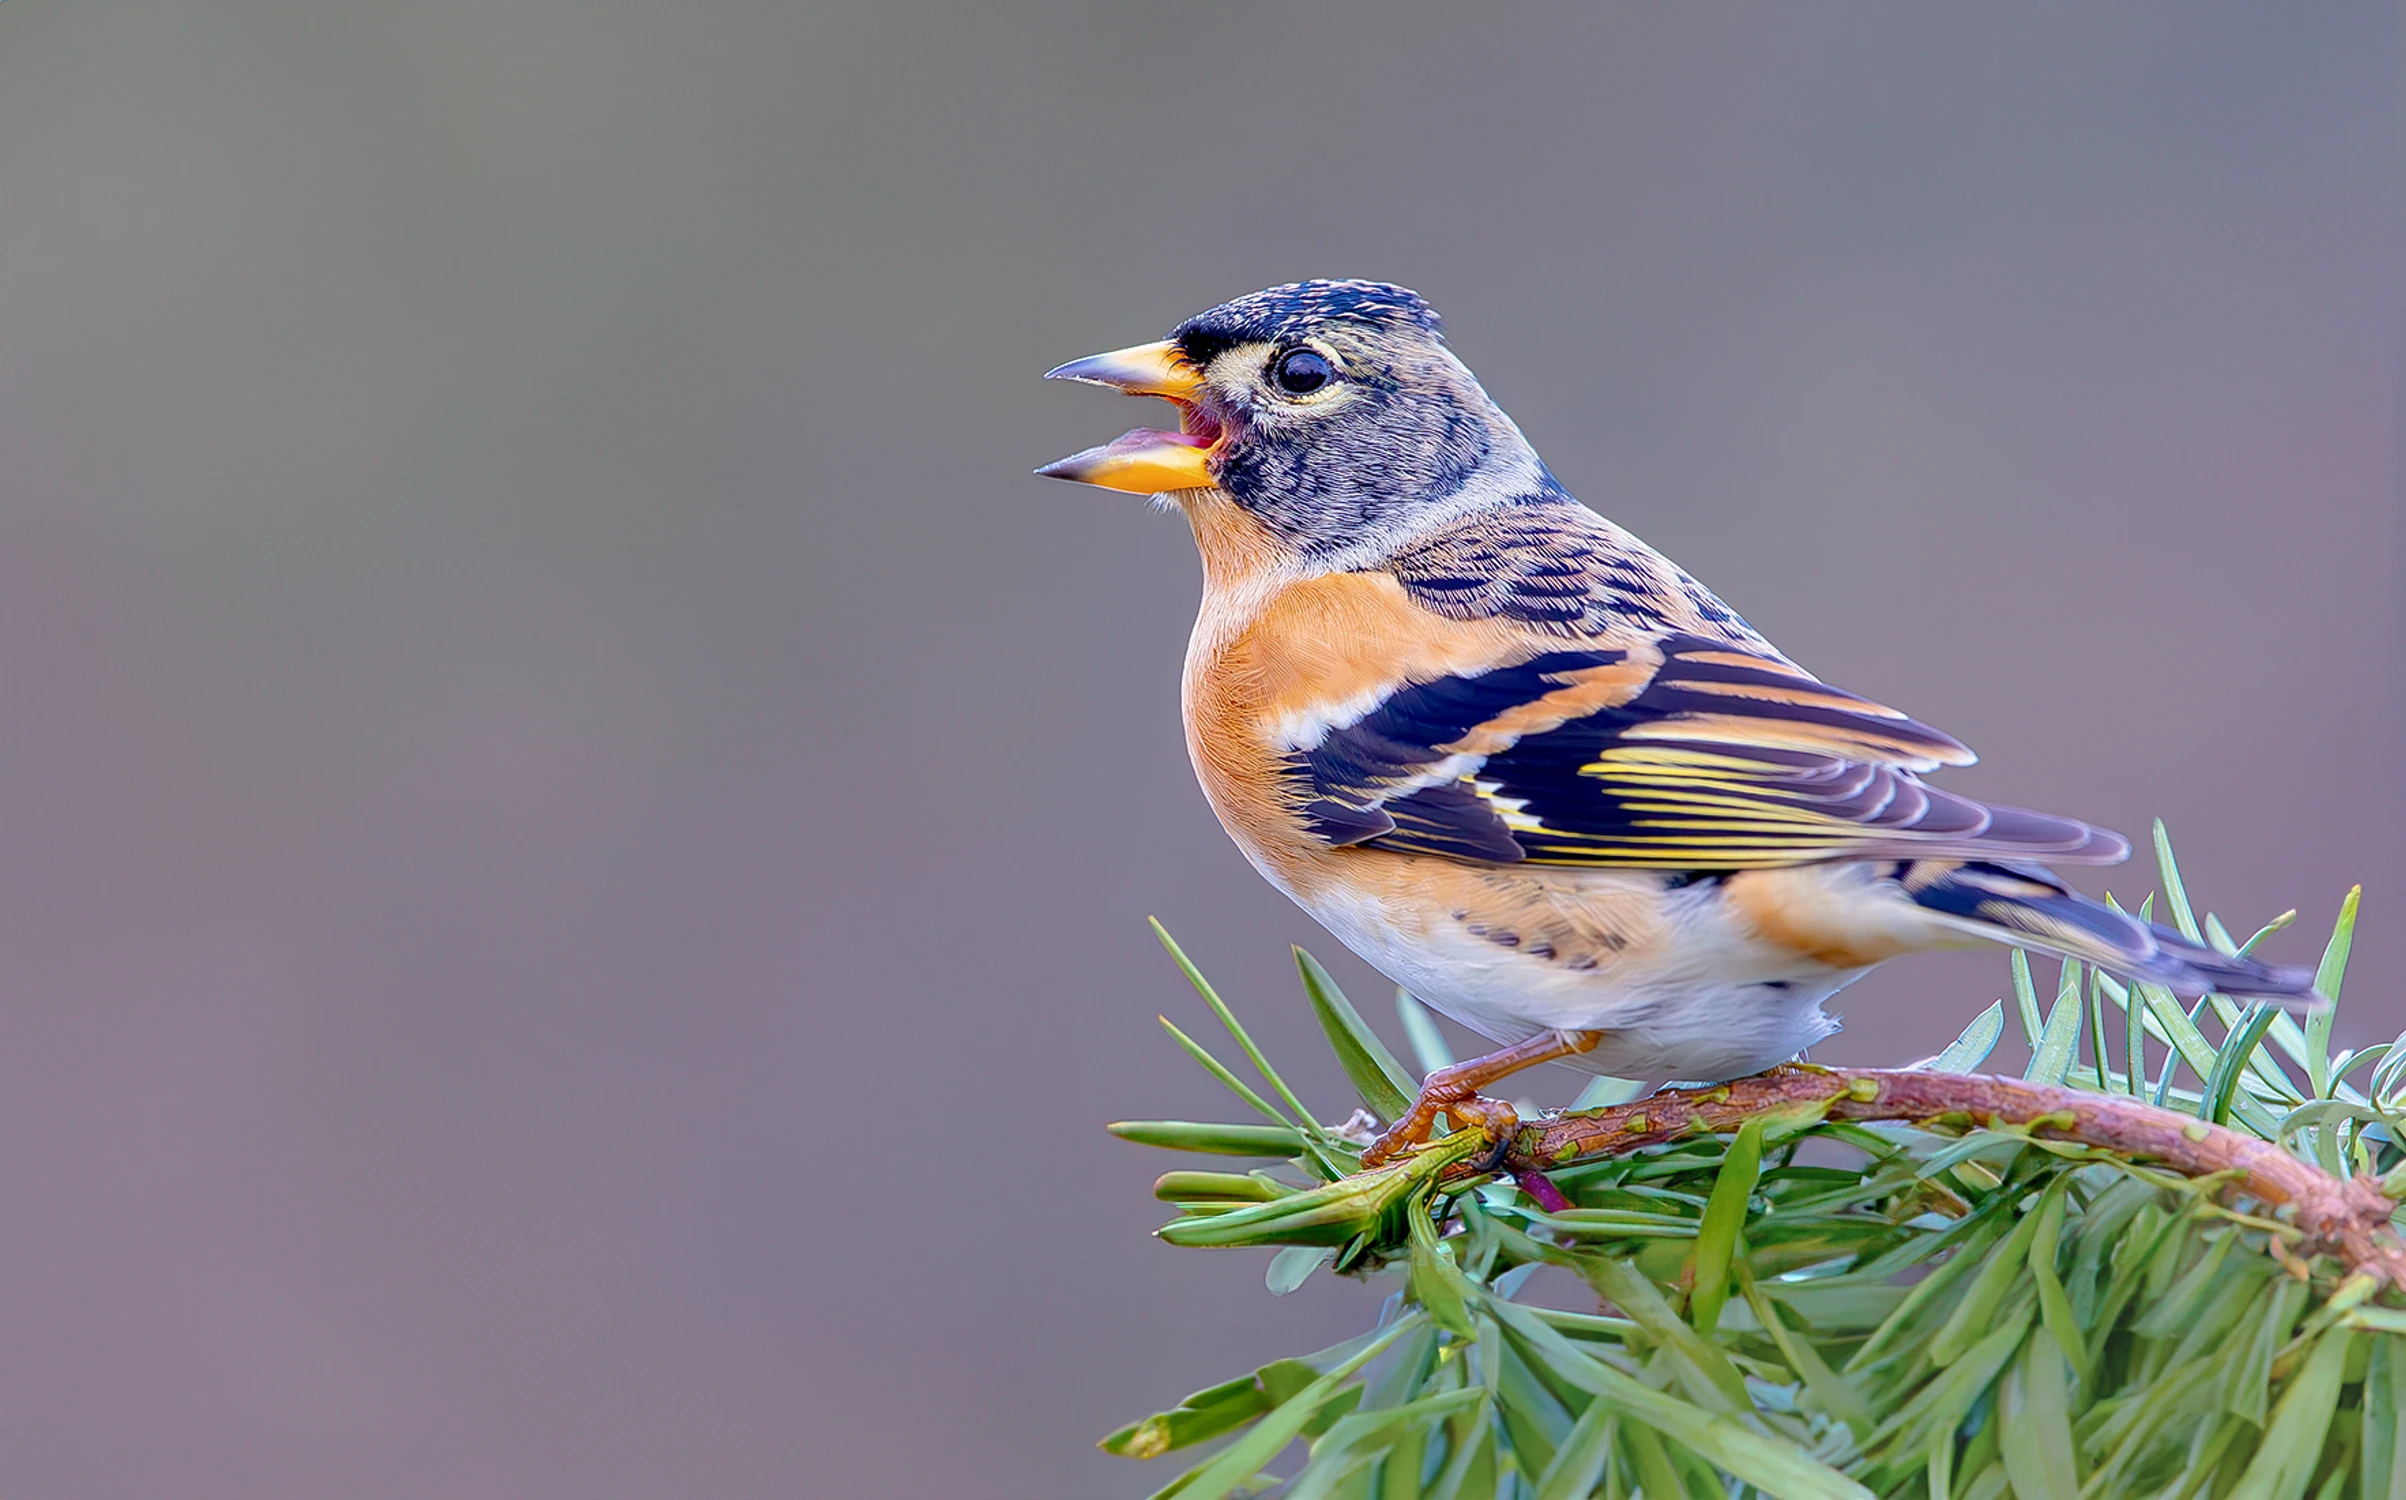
[1038,279,2315,1167]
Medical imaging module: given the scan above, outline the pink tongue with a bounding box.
[1107,426,1208,453]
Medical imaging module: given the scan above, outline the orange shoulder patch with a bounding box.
[1224,572,1639,751]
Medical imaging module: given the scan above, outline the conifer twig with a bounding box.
[1490,1064,2406,1282]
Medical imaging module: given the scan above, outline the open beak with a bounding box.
[1036,340,1222,494]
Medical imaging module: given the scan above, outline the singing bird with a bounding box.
[1038,280,2314,1166]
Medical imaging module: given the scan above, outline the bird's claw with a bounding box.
[1358,1090,1521,1171]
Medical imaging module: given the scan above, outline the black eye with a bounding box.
[1272,348,1333,395]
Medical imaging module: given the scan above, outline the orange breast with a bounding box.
[1182,566,1527,891]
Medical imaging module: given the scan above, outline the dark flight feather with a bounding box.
[1288,635,2129,871]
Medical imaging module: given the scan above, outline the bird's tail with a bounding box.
[1901,859,2320,1004]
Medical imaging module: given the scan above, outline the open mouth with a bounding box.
[1097,417,1213,458]
[1176,400,1226,449]
[1036,341,1224,494]
[1096,396,1224,458]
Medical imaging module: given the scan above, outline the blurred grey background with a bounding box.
[0,2,2395,1495]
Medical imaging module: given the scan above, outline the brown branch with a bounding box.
[1486,1064,2406,1283]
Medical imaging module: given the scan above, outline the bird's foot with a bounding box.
[1358,1079,1521,1171]
[1358,1029,1604,1170]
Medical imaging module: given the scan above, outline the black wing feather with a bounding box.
[1287,635,2128,869]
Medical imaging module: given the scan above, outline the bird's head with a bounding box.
[1038,280,1536,560]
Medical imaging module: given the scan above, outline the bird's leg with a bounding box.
[1359,1029,1603,1170]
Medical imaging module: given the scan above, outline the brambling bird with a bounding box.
[1039,279,2314,1167]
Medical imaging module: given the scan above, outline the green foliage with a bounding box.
[1109,834,2398,1497]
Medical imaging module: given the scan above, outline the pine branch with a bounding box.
[1494,1064,2406,1282]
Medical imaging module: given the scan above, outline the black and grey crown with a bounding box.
[1171,280,1445,365]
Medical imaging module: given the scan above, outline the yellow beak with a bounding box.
[1043,340,1204,400]
[1037,340,1219,494]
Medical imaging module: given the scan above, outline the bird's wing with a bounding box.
[1289,630,2127,869]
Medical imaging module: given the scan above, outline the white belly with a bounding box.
[1289,874,1865,1084]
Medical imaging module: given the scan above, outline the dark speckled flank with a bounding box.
[1442,883,1638,974]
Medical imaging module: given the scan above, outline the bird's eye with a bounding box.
[1272,348,1333,395]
